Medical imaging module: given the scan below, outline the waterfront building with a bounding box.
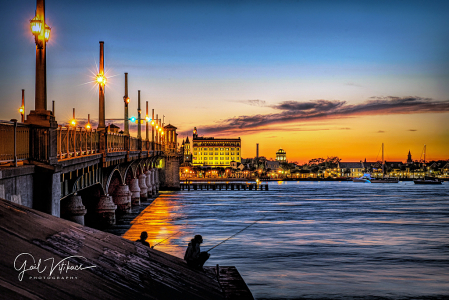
[265,160,280,171]
[107,124,120,133]
[183,137,192,163]
[191,127,241,167]
[338,162,364,178]
[276,148,287,162]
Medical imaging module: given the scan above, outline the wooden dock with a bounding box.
[180,182,269,191]
[0,198,254,300]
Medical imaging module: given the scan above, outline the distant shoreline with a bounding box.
[182,177,448,182]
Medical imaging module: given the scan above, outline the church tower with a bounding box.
[184,137,191,163]
[407,150,413,164]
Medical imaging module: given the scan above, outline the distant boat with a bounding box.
[353,174,371,183]
[369,143,399,183]
[370,178,399,183]
[414,177,443,185]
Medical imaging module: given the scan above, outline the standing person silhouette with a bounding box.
[184,235,210,270]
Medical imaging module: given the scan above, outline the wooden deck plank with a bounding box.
[205,266,254,300]
[0,198,228,300]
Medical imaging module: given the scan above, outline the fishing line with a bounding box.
[152,221,189,248]
[206,216,266,252]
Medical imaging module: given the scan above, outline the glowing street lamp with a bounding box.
[27,0,55,126]
[96,74,106,86]
[71,108,76,126]
[86,114,91,130]
[30,16,42,37]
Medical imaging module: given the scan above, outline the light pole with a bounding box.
[19,89,25,122]
[123,73,130,135]
[137,90,141,139]
[97,41,106,131]
[27,0,56,127]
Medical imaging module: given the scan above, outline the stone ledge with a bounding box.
[0,165,35,179]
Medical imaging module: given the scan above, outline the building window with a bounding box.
[215,148,218,150]
[220,148,224,151]
[204,157,208,160]
[225,152,229,155]
[194,152,197,155]
[231,152,234,155]
[231,157,234,160]
[215,152,218,155]
[231,148,235,151]
[237,152,239,155]
[220,157,224,160]
[226,148,229,151]
[220,152,224,155]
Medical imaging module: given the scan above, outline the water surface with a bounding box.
[123,181,449,299]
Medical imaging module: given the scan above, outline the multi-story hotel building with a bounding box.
[191,127,241,167]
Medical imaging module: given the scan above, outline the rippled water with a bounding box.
[123,181,449,299]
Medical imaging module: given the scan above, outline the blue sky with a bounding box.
[1,0,448,160]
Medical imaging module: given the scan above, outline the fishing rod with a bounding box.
[151,231,181,248]
[206,216,265,252]
[152,221,189,248]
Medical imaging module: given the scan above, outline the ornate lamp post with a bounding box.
[123,73,130,135]
[19,89,25,122]
[26,0,56,127]
[97,41,106,131]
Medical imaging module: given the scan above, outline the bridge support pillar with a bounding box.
[154,168,161,194]
[129,179,141,206]
[95,194,117,226]
[145,170,153,197]
[112,184,132,214]
[138,173,148,201]
[160,154,180,190]
[61,194,87,225]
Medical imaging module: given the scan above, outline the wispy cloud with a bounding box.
[187,96,449,135]
[408,129,417,131]
[228,99,267,107]
[377,130,385,133]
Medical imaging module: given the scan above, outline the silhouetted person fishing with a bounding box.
[184,235,210,270]
[136,231,150,247]
[184,217,265,270]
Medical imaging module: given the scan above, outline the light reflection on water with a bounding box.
[123,181,449,299]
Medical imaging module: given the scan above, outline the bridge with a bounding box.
[0,38,181,228]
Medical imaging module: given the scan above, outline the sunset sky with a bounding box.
[1,0,448,163]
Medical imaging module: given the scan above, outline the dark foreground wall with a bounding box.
[0,198,226,300]
[0,165,35,208]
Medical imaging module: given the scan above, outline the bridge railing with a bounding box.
[0,121,30,165]
[57,126,99,160]
[130,136,140,151]
[106,132,125,152]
